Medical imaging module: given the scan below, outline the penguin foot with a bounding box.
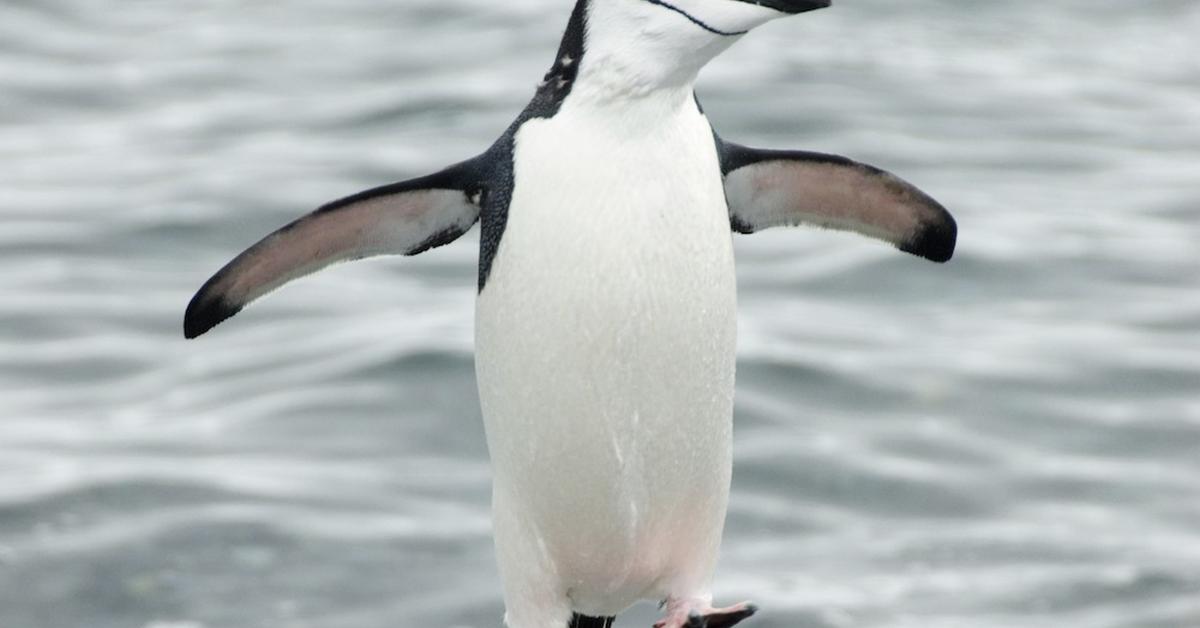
[654,601,757,628]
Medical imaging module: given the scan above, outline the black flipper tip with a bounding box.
[183,292,242,339]
[900,212,958,263]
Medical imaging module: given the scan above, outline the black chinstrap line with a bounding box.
[643,0,750,37]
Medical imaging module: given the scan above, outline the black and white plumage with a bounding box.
[184,2,956,627]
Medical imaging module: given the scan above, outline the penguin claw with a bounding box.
[702,603,757,628]
[654,602,758,628]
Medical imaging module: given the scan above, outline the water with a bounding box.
[2,1,1199,627]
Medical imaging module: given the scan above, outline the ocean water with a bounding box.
[2,1,1199,627]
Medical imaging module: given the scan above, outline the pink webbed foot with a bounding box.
[654,600,758,628]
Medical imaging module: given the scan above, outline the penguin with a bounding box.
[184,1,957,627]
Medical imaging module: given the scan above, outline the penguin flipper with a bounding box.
[184,158,485,339]
[718,141,957,263]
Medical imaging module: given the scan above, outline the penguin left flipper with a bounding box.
[718,140,957,263]
[184,156,485,339]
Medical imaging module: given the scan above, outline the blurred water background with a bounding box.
[2,0,1199,627]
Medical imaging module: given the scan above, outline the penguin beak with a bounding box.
[740,0,832,15]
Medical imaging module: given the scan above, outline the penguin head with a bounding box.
[573,0,831,96]
[639,0,831,34]
[588,0,830,38]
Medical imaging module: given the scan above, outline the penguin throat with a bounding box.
[562,0,742,103]
[642,0,750,37]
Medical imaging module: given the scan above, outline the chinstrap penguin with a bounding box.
[184,1,957,627]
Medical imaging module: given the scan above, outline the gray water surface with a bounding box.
[2,1,1199,627]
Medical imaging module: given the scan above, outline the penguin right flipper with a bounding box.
[718,140,957,263]
[184,157,486,339]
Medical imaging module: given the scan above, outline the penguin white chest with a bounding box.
[475,98,738,612]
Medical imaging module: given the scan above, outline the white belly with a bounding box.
[475,96,737,614]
